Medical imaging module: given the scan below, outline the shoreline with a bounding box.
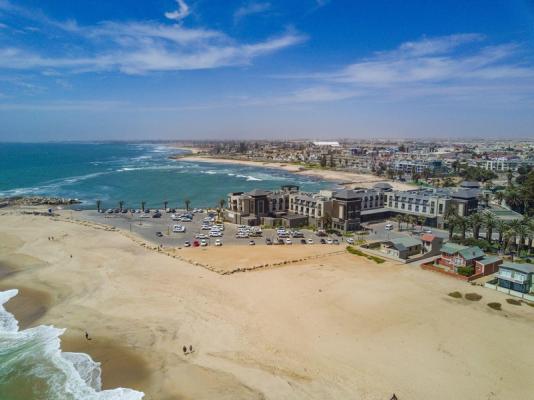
[176,155,417,190]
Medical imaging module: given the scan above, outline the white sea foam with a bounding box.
[0,290,144,399]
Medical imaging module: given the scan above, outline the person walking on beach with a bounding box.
[183,346,187,354]
[189,345,193,353]
[85,332,92,341]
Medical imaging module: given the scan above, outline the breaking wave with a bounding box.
[0,289,144,400]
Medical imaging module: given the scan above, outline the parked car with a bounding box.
[152,212,162,218]
[326,238,333,244]
[215,239,222,246]
[385,223,393,231]
[193,240,200,247]
[346,237,355,245]
[195,233,208,239]
[320,238,326,244]
[265,238,273,245]
[285,238,292,245]
[277,238,285,245]
[300,239,307,244]
[184,241,191,247]
[249,240,255,246]
[155,231,163,237]
[307,238,314,244]
[200,239,208,247]
[333,239,340,245]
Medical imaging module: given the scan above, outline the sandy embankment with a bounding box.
[177,156,416,190]
[2,211,534,400]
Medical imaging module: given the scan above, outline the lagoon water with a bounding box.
[0,143,330,209]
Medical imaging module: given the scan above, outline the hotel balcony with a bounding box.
[496,273,527,284]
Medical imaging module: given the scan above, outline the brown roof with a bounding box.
[421,234,436,242]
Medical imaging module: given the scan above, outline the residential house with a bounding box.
[436,243,501,277]
[497,262,534,294]
[380,237,422,260]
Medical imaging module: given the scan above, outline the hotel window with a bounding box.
[415,206,419,212]
[438,204,443,214]
[408,204,412,210]
[401,203,405,209]
[422,206,426,212]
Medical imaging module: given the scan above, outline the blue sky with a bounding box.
[0,0,533,141]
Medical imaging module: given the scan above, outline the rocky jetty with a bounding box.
[0,196,81,208]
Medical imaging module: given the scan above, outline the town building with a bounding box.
[496,262,534,295]
[434,243,502,278]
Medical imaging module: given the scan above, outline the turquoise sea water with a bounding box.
[0,142,331,209]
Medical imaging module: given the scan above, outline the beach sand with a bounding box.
[1,210,534,399]
[177,156,417,191]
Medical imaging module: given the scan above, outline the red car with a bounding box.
[193,240,200,247]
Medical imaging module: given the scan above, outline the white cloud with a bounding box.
[164,0,190,22]
[0,2,306,75]
[264,33,534,107]
[234,2,271,22]
[0,22,8,29]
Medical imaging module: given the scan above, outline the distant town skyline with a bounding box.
[0,0,533,141]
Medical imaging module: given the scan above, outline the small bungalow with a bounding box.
[435,243,501,277]
[496,262,534,294]
[380,237,422,260]
[420,233,443,253]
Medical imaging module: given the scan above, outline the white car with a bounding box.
[385,223,394,231]
[210,231,222,237]
[172,225,186,233]
[140,214,150,218]
[200,239,208,247]
[285,238,292,245]
[183,241,191,247]
[307,238,314,244]
[326,238,334,244]
[195,233,208,239]
[346,238,354,244]
[214,239,222,246]
[236,233,249,239]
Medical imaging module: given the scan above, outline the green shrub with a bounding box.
[448,291,462,298]
[457,266,474,277]
[346,246,385,264]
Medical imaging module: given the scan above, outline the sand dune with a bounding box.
[1,210,534,399]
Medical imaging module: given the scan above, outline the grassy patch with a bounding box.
[464,293,482,301]
[346,246,386,264]
[522,300,534,307]
[487,302,502,311]
[448,291,462,299]
[506,298,522,306]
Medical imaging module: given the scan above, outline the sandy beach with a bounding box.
[1,209,534,399]
[176,156,417,191]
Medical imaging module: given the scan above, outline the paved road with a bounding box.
[363,220,449,242]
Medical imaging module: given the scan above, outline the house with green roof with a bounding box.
[436,243,502,278]
[380,237,423,260]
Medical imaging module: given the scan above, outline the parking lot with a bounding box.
[78,209,349,247]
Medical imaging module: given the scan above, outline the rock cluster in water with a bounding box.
[0,196,81,208]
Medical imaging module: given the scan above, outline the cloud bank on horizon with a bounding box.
[0,0,533,140]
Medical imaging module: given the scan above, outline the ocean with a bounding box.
[0,142,331,399]
[0,142,331,209]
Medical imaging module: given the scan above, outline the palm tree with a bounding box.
[217,199,226,221]
[507,169,513,186]
[408,215,417,229]
[96,199,101,212]
[507,220,522,254]
[416,215,426,230]
[455,216,468,240]
[496,220,508,247]
[184,198,191,211]
[141,201,146,212]
[494,191,505,206]
[516,218,530,256]
[444,204,458,239]
[393,215,403,231]
[482,212,496,243]
[505,188,522,211]
[468,213,483,240]
[526,219,534,255]
[118,200,124,211]
[163,200,168,211]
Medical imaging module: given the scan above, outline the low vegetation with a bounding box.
[487,302,502,311]
[448,291,462,298]
[506,298,522,306]
[346,246,385,264]
[464,293,482,301]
